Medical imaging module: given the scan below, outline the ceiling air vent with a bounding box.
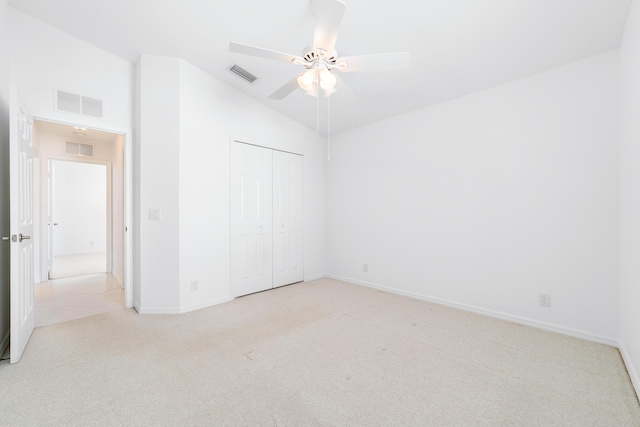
[66,141,94,157]
[55,89,104,119]
[229,64,258,84]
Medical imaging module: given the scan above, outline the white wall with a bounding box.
[53,161,107,255]
[0,0,10,351]
[327,51,620,344]
[619,0,640,396]
[137,55,326,313]
[9,8,133,132]
[136,55,180,311]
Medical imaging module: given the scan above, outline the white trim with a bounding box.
[178,297,235,314]
[135,307,182,315]
[327,274,620,347]
[304,273,326,282]
[619,341,640,400]
[111,270,123,288]
[135,296,234,315]
[0,330,9,358]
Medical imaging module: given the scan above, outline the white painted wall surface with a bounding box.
[178,59,326,311]
[619,0,640,396]
[0,0,11,351]
[137,55,180,312]
[9,8,133,132]
[137,55,325,313]
[52,161,107,255]
[327,51,620,343]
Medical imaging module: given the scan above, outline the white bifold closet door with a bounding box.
[272,150,304,288]
[230,142,303,297]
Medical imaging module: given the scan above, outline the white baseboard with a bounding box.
[0,329,9,358]
[111,271,123,287]
[55,250,106,256]
[327,274,619,347]
[619,341,640,400]
[135,296,234,315]
[177,297,234,314]
[304,273,327,282]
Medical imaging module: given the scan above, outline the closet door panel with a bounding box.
[231,143,273,297]
[273,150,304,287]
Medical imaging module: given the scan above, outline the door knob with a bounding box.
[18,234,31,242]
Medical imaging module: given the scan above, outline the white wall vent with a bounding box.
[66,141,94,157]
[81,96,103,118]
[55,90,104,119]
[228,64,258,84]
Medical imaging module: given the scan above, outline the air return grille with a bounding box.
[55,90,104,119]
[229,64,258,83]
[66,141,94,157]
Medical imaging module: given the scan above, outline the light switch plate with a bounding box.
[149,208,161,220]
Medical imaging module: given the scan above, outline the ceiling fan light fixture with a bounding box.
[297,72,315,91]
[319,68,337,90]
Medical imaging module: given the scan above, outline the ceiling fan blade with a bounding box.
[268,76,301,100]
[311,0,346,54]
[229,41,302,64]
[337,52,411,73]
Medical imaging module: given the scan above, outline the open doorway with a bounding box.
[50,160,108,279]
[33,119,127,327]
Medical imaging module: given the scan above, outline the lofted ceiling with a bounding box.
[9,0,632,136]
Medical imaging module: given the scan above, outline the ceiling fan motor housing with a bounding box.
[303,48,337,66]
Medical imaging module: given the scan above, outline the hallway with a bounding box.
[34,274,124,328]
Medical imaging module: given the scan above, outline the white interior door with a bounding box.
[272,150,304,287]
[9,87,35,364]
[230,142,273,297]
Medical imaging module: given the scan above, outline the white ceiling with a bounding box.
[35,120,119,144]
[9,0,632,136]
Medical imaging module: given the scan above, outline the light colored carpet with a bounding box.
[1,278,638,426]
[53,252,106,279]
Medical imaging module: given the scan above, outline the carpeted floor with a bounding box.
[1,278,638,426]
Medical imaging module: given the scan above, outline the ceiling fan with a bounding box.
[229,0,410,100]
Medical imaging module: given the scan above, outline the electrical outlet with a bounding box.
[539,293,551,307]
[191,280,199,292]
[363,264,368,273]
